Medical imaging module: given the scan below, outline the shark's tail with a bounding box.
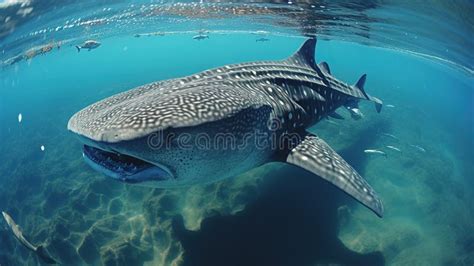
[36,245,57,264]
[368,95,383,113]
[75,46,81,52]
[353,74,383,113]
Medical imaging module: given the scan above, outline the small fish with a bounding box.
[3,54,24,66]
[2,211,57,264]
[343,99,364,120]
[18,113,22,123]
[75,40,101,52]
[385,104,395,108]
[135,32,165,38]
[253,30,269,35]
[409,144,426,153]
[348,107,364,120]
[40,145,45,151]
[386,145,401,152]
[381,132,399,140]
[256,38,270,42]
[364,149,387,157]
[193,34,209,40]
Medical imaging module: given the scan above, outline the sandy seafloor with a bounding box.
[0,36,473,265]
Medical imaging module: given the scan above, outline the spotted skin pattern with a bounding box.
[68,39,370,143]
[287,134,384,217]
[68,38,384,217]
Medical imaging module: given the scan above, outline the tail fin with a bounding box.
[369,95,383,113]
[353,74,383,113]
[75,46,80,52]
[36,245,57,264]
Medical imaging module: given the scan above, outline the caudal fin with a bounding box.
[353,74,383,113]
[368,95,383,113]
[75,46,81,52]
[36,245,57,264]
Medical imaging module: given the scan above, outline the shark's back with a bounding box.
[68,80,270,142]
[68,39,371,143]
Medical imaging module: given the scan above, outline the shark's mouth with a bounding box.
[82,145,172,183]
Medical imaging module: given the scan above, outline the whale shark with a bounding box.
[68,38,384,217]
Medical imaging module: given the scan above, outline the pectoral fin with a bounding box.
[282,132,384,217]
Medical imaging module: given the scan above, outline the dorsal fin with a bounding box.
[287,38,317,69]
[318,62,331,74]
[354,74,367,92]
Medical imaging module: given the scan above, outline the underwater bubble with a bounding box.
[18,113,22,123]
[40,145,45,151]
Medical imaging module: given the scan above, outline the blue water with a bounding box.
[1,1,473,266]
